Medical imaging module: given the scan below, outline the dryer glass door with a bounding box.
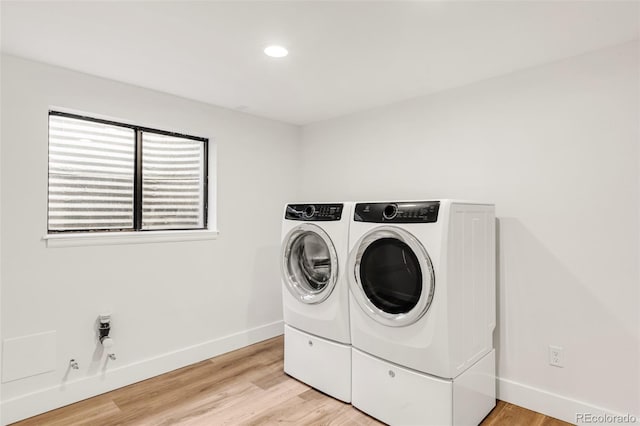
[282,223,338,304]
[350,226,435,327]
[359,238,422,314]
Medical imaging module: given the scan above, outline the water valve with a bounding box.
[101,337,114,348]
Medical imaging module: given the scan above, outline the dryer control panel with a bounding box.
[285,203,343,221]
[354,201,439,223]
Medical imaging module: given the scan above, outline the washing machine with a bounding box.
[281,202,353,402]
[348,200,496,425]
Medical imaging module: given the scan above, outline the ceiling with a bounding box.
[1,1,638,125]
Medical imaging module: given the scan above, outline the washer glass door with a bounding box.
[351,226,435,326]
[282,223,338,304]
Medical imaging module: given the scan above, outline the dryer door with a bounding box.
[282,223,339,304]
[350,226,435,327]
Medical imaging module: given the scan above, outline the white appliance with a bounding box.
[347,200,496,425]
[281,202,353,402]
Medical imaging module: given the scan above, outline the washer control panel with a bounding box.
[285,203,343,221]
[354,201,439,223]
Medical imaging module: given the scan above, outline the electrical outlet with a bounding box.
[549,345,564,368]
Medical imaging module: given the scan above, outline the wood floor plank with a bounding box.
[331,407,386,426]
[541,417,575,426]
[242,395,318,425]
[491,402,546,426]
[14,398,120,426]
[114,381,265,426]
[277,397,347,425]
[12,336,573,426]
[298,387,329,401]
[480,399,508,426]
[251,367,291,390]
[183,378,310,425]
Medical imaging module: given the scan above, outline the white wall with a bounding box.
[0,55,299,423]
[300,41,640,422]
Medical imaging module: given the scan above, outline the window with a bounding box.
[48,111,208,233]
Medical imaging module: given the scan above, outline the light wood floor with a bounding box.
[14,336,572,425]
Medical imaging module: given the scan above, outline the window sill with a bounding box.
[43,229,219,248]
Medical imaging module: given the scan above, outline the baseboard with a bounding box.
[1,320,284,425]
[498,377,639,425]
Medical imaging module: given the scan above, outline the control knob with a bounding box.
[303,205,316,219]
[383,203,398,220]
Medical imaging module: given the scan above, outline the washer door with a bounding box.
[282,223,339,304]
[350,226,435,327]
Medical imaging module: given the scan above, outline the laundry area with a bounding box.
[0,2,638,425]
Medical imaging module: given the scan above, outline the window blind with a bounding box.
[48,115,135,231]
[142,133,205,230]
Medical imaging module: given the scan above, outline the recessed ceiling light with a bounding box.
[264,45,288,58]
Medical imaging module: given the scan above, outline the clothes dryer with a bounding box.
[281,202,353,402]
[348,200,496,425]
